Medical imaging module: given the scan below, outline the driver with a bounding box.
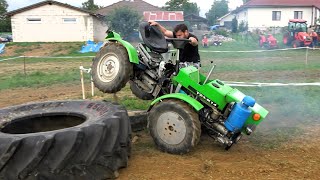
[149,21,201,69]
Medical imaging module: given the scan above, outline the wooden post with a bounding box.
[80,66,86,99]
[23,56,26,76]
[305,46,309,66]
[91,75,94,97]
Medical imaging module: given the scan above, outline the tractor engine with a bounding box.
[200,96,256,149]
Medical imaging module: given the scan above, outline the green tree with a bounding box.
[163,0,200,16]
[105,7,141,37]
[238,20,248,32]
[82,0,100,11]
[242,0,250,4]
[0,0,11,32]
[231,16,238,33]
[206,0,229,25]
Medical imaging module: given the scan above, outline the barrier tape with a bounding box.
[0,55,95,62]
[0,56,23,62]
[224,81,320,87]
[200,46,320,53]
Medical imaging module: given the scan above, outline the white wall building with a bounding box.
[6,0,107,42]
[218,0,320,31]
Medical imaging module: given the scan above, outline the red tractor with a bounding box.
[283,19,312,48]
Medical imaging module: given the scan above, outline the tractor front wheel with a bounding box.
[148,99,201,154]
[92,43,133,93]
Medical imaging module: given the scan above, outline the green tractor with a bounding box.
[92,22,269,154]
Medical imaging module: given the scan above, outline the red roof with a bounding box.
[244,0,320,9]
[143,11,184,21]
[289,19,307,23]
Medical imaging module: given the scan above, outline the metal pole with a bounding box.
[203,62,215,85]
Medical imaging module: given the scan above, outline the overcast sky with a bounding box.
[6,0,243,17]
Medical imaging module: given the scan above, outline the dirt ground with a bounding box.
[0,84,319,179]
[1,46,320,179]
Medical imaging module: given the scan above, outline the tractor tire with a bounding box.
[148,99,201,154]
[0,100,131,180]
[283,35,288,45]
[92,43,133,93]
[129,80,154,100]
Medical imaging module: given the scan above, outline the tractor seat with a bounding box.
[139,22,168,53]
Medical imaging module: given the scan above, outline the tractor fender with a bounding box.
[103,38,139,64]
[102,31,139,64]
[149,93,204,112]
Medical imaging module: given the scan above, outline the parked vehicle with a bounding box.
[283,19,312,48]
[92,23,269,154]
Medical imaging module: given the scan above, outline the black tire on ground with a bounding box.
[92,43,133,93]
[129,80,154,100]
[0,100,131,180]
[148,99,201,154]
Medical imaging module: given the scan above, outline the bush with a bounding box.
[214,29,229,37]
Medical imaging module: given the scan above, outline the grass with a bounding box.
[0,70,87,90]
[104,95,151,110]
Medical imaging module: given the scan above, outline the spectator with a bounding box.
[202,36,208,47]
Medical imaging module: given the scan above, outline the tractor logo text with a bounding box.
[197,92,217,107]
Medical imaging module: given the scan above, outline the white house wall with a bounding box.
[245,7,313,30]
[11,4,94,42]
[236,10,248,26]
[219,14,234,26]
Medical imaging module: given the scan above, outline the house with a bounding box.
[96,0,162,16]
[184,14,208,30]
[97,0,184,27]
[219,0,320,31]
[143,11,184,27]
[6,0,107,42]
[217,12,234,30]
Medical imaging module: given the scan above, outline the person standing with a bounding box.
[149,21,201,68]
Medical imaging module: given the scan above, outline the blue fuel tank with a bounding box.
[224,96,255,132]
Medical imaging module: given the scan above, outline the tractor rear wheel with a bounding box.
[292,40,300,48]
[92,43,133,93]
[129,80,154,100]
[148,99,201,154]
[283,35,289,45]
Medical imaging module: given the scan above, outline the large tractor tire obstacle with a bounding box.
[0,100,131,180]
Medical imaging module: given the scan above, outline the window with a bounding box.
[272,11,281,21]
[63,18,77,23]
[294,11,303,19]
[27,18,41,23]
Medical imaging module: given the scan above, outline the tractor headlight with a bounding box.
[303,36,306,39]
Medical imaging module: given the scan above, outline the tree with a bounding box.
[242,0,250,4]
[238,21,248,32]
[105,7,141,37]
[0,0,11,32]
[231,16,238,33]
[205,0,229,25]
[163,0,200,16]
[82,0,100,11]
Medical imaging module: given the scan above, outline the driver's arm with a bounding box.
[189,37,198,46]
[149,21,174,38]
